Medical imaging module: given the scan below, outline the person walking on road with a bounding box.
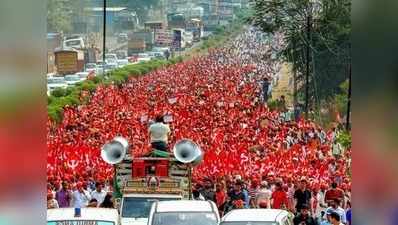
[294,178,312,213]
[293,204,317,225]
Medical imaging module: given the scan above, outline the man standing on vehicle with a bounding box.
[71,182,91,208]
[55,182,71,208]
[149,115,171,152]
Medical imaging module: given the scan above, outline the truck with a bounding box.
[167,13,186,29]
[186,18,203,42]
[101,137,202,225]
[54,49,84,75]
[128,39,146,55]
[171,28,187,50]
[117,157,190,225]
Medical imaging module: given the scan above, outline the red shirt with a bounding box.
[216,190,226,208]
[272,190,288,209]
[325,188,344,202]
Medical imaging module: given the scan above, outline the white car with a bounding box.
[76,72,91,80]
[64,74,83,86]
[220,209,293,225]
[147,200,220,225]
[47,76,67,95]
[102,53,118,62]
[47,208,119,225]
[137,53,152,63]
[117,58,129,68]
[85,63,97,73]
[105,61,118,72]
[120,194,183,225]
[147,51,165,59]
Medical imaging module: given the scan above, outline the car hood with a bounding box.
[65,80,80,84]
[121,217,148,225]
[47,83,67,87]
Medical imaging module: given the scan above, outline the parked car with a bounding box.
[137,53,151,63]
[147,51,165,60]
[64,74,83,86]
[85,63,97,73]
[220,209,293,225]
[105,60,118,72]
[147,200,220,225]
[95,63,105,75]
[47,208,120,225]
[76,71,91,80]
[104,53,118,62]
[117,58,129,68]
[47,76,67,95]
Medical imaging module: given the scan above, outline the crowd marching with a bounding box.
[47,28,351,225]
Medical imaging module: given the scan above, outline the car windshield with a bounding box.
[121,197,179,218]
[220,222,278,225]
[47,78,65,84]
[65,40,81,46]
[152,212,218,225]
[138,53,149,58]
[105,55,117,60]
[86,64,96,69]
[77,73,88,78]
[64,76,80,81]
[47,221,114,225]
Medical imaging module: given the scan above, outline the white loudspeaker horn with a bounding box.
[173,139,203,166]
[101,136,129,165]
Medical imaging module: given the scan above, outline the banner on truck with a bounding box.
[155,30,173,45]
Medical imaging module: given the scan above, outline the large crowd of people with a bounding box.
[47,28,351,225]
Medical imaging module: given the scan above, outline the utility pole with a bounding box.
[346,60,351,130]
[305,13,311,119]
[102,0,107,67]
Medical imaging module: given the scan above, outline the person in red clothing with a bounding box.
[324,182,344,206]
[215,183,226,216]
[271,182,288,209]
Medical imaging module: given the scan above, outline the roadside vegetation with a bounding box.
[48,57,183,122]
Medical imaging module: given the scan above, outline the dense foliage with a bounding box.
[250,0,351,111]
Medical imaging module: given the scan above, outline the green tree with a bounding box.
[109,0,160,24]
[250,0,351,110]
[47,0,72,33]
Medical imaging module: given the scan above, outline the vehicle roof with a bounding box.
[65,38,83,42]
[155,200,215,213]
[123,193,182,198]
[221,209,289,222]
[65,74,79,77]
[47,208,119,221]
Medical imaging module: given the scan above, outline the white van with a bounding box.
[47,208,120,225]
[147,200,220,225]
[220,209,293,225]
